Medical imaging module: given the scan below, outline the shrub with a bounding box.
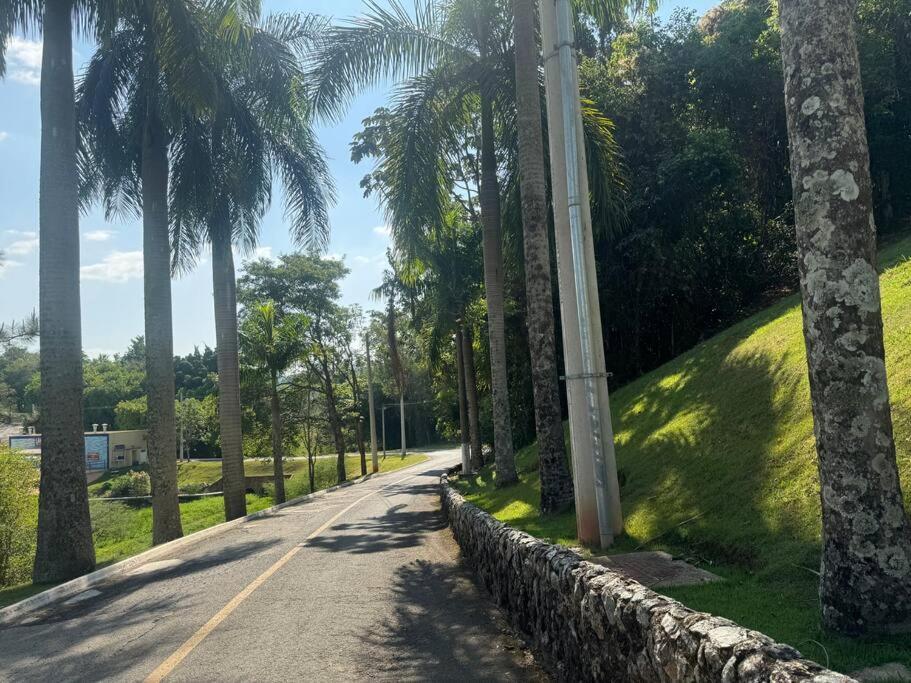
[0,447,38,587]
[108,470,151,498]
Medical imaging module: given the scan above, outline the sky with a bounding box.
[0,0,714,358]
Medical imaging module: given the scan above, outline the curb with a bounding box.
[0,456,432,626]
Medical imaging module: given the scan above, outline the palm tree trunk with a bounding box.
[461,326,483,470]
[479,92,517,486]
[454,327,471,475]
[399,391,406,456]
[270,370,285,504]
[33,0,96,583]
[319,351,346,483]
[780,0,911,635]
[512,0,573,513]
[142,111,183,544]
[212,230,247,520]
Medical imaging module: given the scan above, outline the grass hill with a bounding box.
[456,234,911,674]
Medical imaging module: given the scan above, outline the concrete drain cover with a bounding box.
[590,551,721,588]
[63,589,102,605]
[129,559,184,576]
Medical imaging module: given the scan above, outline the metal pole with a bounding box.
[178,388,185,461]
[539,0,623,547]
[365,332,379,473]
[399,393,406,456]
[382,405,387,459]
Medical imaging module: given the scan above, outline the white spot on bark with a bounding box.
[830,170,860,201]
[801,96,821,116]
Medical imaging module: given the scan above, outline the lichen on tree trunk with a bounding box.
[779,0,911,634]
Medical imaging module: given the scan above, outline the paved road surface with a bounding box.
[0,449,544,682]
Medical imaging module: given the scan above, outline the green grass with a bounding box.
[1,452,427,609]
[456,235,911,674]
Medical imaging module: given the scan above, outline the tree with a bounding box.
[510,0,573,510]
[311,0,519,483]
[779,0,911,634]
[240,301,307,504]
[171,12,334,519]
[2,0,104,582]
[78,0,221,543]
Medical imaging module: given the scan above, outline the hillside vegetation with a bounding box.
[456,235,911,672]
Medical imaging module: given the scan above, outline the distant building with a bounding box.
[8,427,148,472]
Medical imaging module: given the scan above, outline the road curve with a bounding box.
[0,449,544,682]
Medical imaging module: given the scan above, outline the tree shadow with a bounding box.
[305,483,448,554]
[0,538,281,681]
[611,305,820,570]
[353,558,542,681]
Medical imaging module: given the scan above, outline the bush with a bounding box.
[0,447,38,587]
[108,470,151,498]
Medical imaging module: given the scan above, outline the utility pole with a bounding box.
[539,0,623,547]
[178,388,185,461]
[365,331,379,473]
[399,393,406,456]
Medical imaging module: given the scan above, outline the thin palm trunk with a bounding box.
[461,326,483,470]
[142,111,183,543]
[512,0,573,512]
[454,326,471,474]
[399,391,406,456]
[212,230,247,520]
[33,0,96,583]
[318,347,346,483]
[780,0,911,634]
[269,369,286,504]
[479,92,517,486]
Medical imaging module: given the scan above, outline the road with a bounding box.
[0,448,543,682]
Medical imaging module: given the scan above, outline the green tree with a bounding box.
[240,301,308,503]
[171,13,334,519]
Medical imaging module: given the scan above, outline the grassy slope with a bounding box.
[1,453,426,608]
[457,236,911,673]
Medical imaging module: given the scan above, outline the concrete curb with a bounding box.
[0,456,430,626]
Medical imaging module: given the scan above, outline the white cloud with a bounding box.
[0,132,8,143]
[6,37,42,86]
[81,251,143,283]
[84,229,117,242]
[372,225,391,238]
[253,246,273,260]
[352,255,371,265]
[5,232,38,256]
[0,258,23,277]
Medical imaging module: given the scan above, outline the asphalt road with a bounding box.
[0,448,544,682]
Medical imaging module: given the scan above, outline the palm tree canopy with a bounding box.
[239,300,309,380]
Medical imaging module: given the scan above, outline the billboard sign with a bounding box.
[8,433,109,471]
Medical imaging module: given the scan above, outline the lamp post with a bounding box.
[539,0,623,547]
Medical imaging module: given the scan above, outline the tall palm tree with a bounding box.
[170,12,334,519]
[779,0,911,635]
[1,0,113,582]
[78,0,221,544]
[510,0,572,510]
[374,265,408,457]
[240,301,307,504]
[310,0,520,484]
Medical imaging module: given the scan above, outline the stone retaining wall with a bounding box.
[440,472,854,682]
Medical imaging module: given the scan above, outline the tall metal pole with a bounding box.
[365,332,379,473]
[539,0,623,547]
[382,405,387,459]
[399,393,406,456]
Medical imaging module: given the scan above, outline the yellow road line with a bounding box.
[144,473,418,682]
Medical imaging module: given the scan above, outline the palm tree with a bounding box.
[77,0,221,544]
[171,12,334,519]
[240,301,307,504]
[1,0,111,582]
[374,266,408,457]
[779,0,911,635]
[310,0,520,484]
[509,0,573,507]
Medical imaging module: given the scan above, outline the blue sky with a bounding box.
[0,0,714,357]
